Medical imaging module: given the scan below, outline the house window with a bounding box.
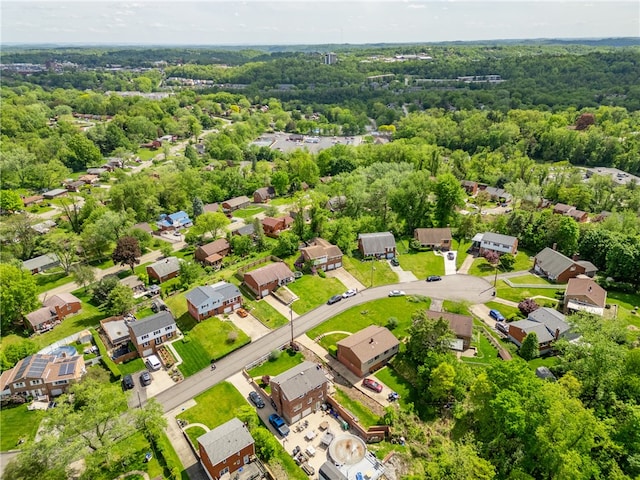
[153,330,161,336]
[143,341,150,347]
[308,397,313,404]
[155,337,163,345]
[30,379,43,386]
[13,382,25,388]
[167,332,173,338]
[141,334,149,340]
[293,404,302,412]
[165,326,173,331]
[53,380,68,385]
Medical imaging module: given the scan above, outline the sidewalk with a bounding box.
[263,295,299,320]
[164,400,208,480]
[457,254,475,274]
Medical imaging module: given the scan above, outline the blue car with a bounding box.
[489,309,505,322]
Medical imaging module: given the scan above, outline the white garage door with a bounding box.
[51,389,63,396]
[261,289,270,298]
[335,262,342,268]
[142,348,152,357]
[224,306,232,313]
[302,407,312,418]
[291,413,301,424]
[327,264,335,271]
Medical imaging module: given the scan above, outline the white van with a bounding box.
[145,354,162,371]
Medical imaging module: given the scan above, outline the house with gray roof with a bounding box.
[507,307,570,354]
[472,231,518,255]
[146,256,181,283]
[270,361,329,424]
[22,253,60,274]
[243,262,294,299]
[358,232,397,259]
[533,247,597,283]
[128,310,177,358]
[186,282,242,321]
[198,418,255,480]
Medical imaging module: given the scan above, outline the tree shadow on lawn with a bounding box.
[175,311,198,333]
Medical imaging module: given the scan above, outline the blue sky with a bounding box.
[2,1,639,45]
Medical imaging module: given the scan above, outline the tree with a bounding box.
[0,264,39,330]
[179,260,202,289]
[2,432,72,480]
[429,362,456,403]
[519,332,539,360]
[160,242,174,258]
[273,231,300,258]
[192,196,204,218]
[133,398,167,442]
[271,170,289,196]
[406,311,455,363]
[91,276,119,305]
[112,236,141,272]
[518,298,540,316]
[44,231,78,275]
[0,213,37,260]
[71,264,95,292]
[434,173,465,227]
[105,283,135,315]
[1,339,38,370]
[231,234,253,257]
[252,217,267,251]
[0,189,23,213]
[498,253,515,271]
[194,212,230,239]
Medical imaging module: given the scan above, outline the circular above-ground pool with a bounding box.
[328,434,367,466]
[51,345,77,358]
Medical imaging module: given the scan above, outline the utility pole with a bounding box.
[370,260,375,287]
[289,304,294,348]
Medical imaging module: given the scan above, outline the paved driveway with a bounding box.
[388,260,419,282]
[444,251,457,276]
[127,367,177,409]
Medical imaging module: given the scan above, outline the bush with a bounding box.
[387,317,399,330]
[269,349,281,361]
[227,331,239,344]
[90,328,121,380]
[317,269,326,278]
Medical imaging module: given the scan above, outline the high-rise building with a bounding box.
[323,52,337,65]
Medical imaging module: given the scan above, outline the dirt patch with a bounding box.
[627,325,639,331]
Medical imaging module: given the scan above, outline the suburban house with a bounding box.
[147,257,181,283]
[0,353,86,399]
[533,247,598,283]
[553,203,575,215]
[567,209,589,223]
[43,188,68,200]
[253,186,276,203]
[203,203,219,214]
[358,232,397,259]
[472,232,518,255]
[86,167,107,176]
[43,293,82,320]
[299,238,343,272]
[101,315,134,348]
[336,325,400,377]
[65,180,85,192]
[22,253,60,274]
[243,263,294,299]
[232,223,255,237]
[198,418,256,480]
[194,239,230,268]
[25,307,58,333]
[157,211,193,231]
[564,278,607,316]
[21,195,44,207]
[461,180,478,196]
[78,174,99,185]
[261,216,293,238]
[128,310,177,358]
[413,227,452,250]
[507,307,571,354]
[270,361,329,424]
[423,310,473,351]
[186,282,242,321]
[222,196,251,213]
[478,185,512,203]
[31,220,57,235]
[326,195,347,212]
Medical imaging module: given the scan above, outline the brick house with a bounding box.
[299,238,343,272]
[413,227,452,250]
[25,307,58,333]
[147,257,181,283]
[128,311,177,358]
[253,186,276,203]
[507,308,570,354]
[222,196,251,213]
[472,232,518,255]
[21,195,44,207]
[564,278,607,316]
[460,180,478,196]
[261,216,294,238]
[423,310,473,351]
[567,209,589,223]
[270,361,328,424]
[243,263,294,299]
[22,253,60,274]
[186,282,242,321]
[0,353,86,399]
[198,418,255,480]
[533,247,598,283]
[194,239,230,268]
[357,232,396,259]
[24,293,82,333]
[336,325,400,377]
[44,293,82,320]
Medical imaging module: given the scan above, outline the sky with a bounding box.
[2,1,639,46]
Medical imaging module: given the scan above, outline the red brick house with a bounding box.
[461,180,478,195]
[261,216,294,238]
[253,186,276,203]
[186,282,242,321]
[194,239,230,268]
[222,196,251,213]
[21,195,44,207]
[533,248,598,283]
[270,361,328,424]
[413,227,452,250]
[243,263,294,299]
[198,418,255,480]
[128,311,177,358]
[299,238,343,271]
[336,326,400,377]
[147,257,180,283]
[43,293,82,320]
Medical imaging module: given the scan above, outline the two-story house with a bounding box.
[261,216,294,238]
[507,307,570,354]
[147,257,181,283]
[564,277,607,316]
[157,211,193,231]
[472,232,518,255]
[198,418,256,480]
[270,361,329,424]
[186,282,242,321]
[336,325,400,377]
[357,232,397,259]
[243,263,294,299]
[194,239,230,268]
[128,311,177,358]
[299,238,343,271]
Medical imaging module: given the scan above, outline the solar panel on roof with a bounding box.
[28,359,49,377]
[60,363,72,376]
[15,356,33,379]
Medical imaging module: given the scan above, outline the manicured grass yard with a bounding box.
[442,300,472,316]
[118,357,146,376]
[88,431,163,480]
[332,388,381,428]
[496,280,564,304]
[34,268,74,294]
[136,147,159,161]
[232,206,265,219]
[268,197,293,207]
[397,250,444,278]
[307,296,431,342]
[484,301,522,319]
[244,297,288,329]
[185,425,208,448]
[177,381,246,428]
[247,350,304,378]
[341,256,398,288]
[288,275,346,314]
[454,240,473,269]
[528,356,560,371]
[0,404,44,451]
[375,365,418,408]
[468,250,534,277]
[508,274,554,285]
[318,333,349,356]
[461,330,500,365]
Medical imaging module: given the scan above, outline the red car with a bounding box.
[362,378,383,393]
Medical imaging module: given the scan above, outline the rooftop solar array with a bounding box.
[28,358,50,377]
[59,359,78,376]
[14,355,34,379]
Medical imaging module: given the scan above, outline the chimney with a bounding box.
[572,253,580,261]
[555,328,560,340]
[552,243,557,251]
[369,338,375,344]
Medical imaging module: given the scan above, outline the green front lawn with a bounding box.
[484,301,521,319]
[442,300,472,316]
[332,388,381,428]
[0,404,44,451]
[508,274,554,285]
[136,148,159,161]
[177,381,246,428]
[244,298,288,329]
[118,358,146,376]
[496,280,564,304]
[172,337,210,376]
[396,249,444,278]
[232,206,265,219]
[454,240,473,269]
[268,197,293,207]
[468,250,534,277]
[374,365,417,408]
[35,268,74,294]
[247,350,304,378]
[341,256,398,288]
[307,296,431,342]
[185,426,208,448]
[288,275,346,314]
[318,333,350,356]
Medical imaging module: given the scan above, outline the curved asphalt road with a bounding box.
[154,274,493,412]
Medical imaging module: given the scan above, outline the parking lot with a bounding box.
[251,133,364,154]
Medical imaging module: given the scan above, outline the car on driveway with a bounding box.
[489,309,505,322]
[140,371,152,386]
[249,391,265,409]
[388,290,405,297]
[122,374,134,390]
[269,413,290,437]
[447,252,455,260]
[342,289,357,298]
[327,294,343,305]
[426,275,442,282]
[390,257,400,267]
[362,378,383,393]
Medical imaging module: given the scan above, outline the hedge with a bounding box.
[89,327,122,380]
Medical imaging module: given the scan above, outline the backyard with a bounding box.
[243,295,289,328]
[247,350,304,379]
[341,256,398,288]
[232,206,265,220]
[0,404,44,451]
[495,279,564,304]
[468,250,534,277]
[287,275,346,314]
[34,268,74,294]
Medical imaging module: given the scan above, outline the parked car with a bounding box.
[447,252,455,260]
[301,463,315,476]
[140,371,152,386]
[388,290,406,297]
[362,378,383,393]
[327,294,343,305]
[249,391,265,409]
[390,257,400,266]
[269,413,290,437]
[489,309,505,322]
[122,374,134,390]
[388,392,400,402]
[145,354,162,371]
[342,289,357,298]
[426,275,442,282]
[236,308,249,318]
[496,322,509,334]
